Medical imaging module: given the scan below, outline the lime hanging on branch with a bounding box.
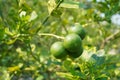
[68,46,83,58]
[50,41,68,59]
[63,33,82,52]
[49,23,86,59]
[68,23,86,40]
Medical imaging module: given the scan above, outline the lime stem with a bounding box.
[38,33,64,40]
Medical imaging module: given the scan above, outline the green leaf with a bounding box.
[51,8,62,17]
[56,72,73,79]
[36,76,44,80]
[19,0,32,12]
[63,59,72,71]
[0,67,10,80]
[60,1,87,9]
[95,74,108,80]
[0,29,5,40]
[60,1,79,8]
[95,77,108,80]
[91,54,105,66]
[5,28,14,36]
[79,2,87,9]
[5,38,17,45]
[71,70,87,79]
[29,11,38,21]
[48,0,56,14]
[19,0,26,7]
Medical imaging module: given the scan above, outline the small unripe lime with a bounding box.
[50,42,67,59]
[68,46,83,58]
[68,24,86,40]
[63,33,82,52]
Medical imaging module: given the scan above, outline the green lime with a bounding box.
[63,33,82,52]
[68,46,83,58]
[50,42,67,59]
[68,24,86,40]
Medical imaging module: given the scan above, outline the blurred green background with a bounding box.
[0,0,120,80]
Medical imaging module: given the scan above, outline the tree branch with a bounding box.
[38,33,64,40]
[35,0,64,34]
[100,30,120,49]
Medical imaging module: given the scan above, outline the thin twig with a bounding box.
[38,33,64,40]
[35,0,64,34]
[100,30,120,49]
[55,0,64,9]
[62,25,68,34]
[28,43,41,63]
[35,15,50,33]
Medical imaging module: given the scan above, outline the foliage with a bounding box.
[0,0,120,80]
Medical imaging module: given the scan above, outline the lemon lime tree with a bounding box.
[0,0,120,80]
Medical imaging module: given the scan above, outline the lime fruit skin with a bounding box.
[68,46,83,58]
[68,25,86,40]
[50,42,68,59]
[63,33,82,52]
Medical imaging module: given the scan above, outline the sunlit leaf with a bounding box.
[19,0,26,7]
[0,67,10,80]
[29,11,38,21]
[36,76,44,80]
[8,66,20,72]
[60,1,79,8]
[63,59,72,71]
[5,38,17,45]
[5,28,14,36]
[95,74,109,80]
[48,0,56,14]
[56,72,73,79]
[24,66,37,71]
[19,11,26,17]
